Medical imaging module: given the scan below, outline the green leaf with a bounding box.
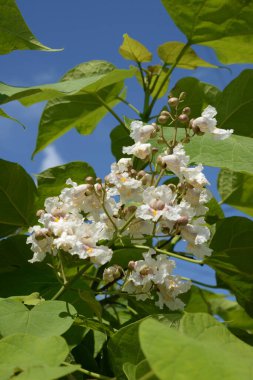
[217,70,253,137]
[206,217,253,316]
[0,333,79,379]
[119,34,152,62]
[33,83,123,156]
[108,319,145,379]
[79,290,102,320]
[109,248,145,268]
[140,313,253,380]
[110,124,132,161]
[0,60,134,106]
[162,0,253,64]
[0,108,25,128]
[170,77,220,117]
[0,299,76,337]
[0,0,61,54]
[205,197,224,225]
[124,360,158,380]
[185,134,253,175]
[32,60,132,156]
[218,169,253,217]
[149,65,170,99]
[0,235,59,298]
[0,159,37,236]
[158,42,216,69]
[108,315,181,379]
[36,161,96,210]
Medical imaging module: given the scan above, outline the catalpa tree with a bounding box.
[1,1,253,379]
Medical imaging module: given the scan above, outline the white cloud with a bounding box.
[40,145,64,172]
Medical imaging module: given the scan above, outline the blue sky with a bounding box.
[1,1,252,285]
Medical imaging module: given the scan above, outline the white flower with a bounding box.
[181,164,209,188]
[160,144,189,176]
[181,217,211,246]
[156,276,191,310]
[136,185,177,222]
[123,142,152,160]
[129,120,155,143]
[192,105,233,140]
[187,243,212,259]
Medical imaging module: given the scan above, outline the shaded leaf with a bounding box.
[218,169,253,217]
[36,161,96,210]
[0,235,59,298]
[158,41,216,69]
[110,124,132,161]
[217,70,253,137]
[0,0,61,54]
[206,217,253,316]
[162,0,253,64]
[119,34,152,62]
[0,159,37,235]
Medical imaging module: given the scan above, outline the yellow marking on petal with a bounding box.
[120,177,127,183]
[54,217,60,222]
[86,247,94,254]
[152,210,157,216]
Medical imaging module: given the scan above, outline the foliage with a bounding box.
[1,1,253,379]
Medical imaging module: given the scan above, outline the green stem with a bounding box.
[149,62,167,94]
[137,61,146,91]
[119,212,136,234]
[133,245,203,265]
[191,279,219,289]
[51,264,89,300]
[63,362,115,380]
[154,168,166,187]
[95,93,126,129]
[147,42,190,117]
[155,247,203,265]
[117,96,141,116]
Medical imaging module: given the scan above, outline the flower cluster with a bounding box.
[27,104,233,310]
[123,249,191,310]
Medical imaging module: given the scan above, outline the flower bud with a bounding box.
[103,265,123,283]
[85,176,95,184]
[137,170,146,179]
[178,114,189,124]
[152,147,158,154]
[167,184,176,192]
[181,136,191,143]
[179,92,187,100]
[168,97,179,107]
[158,115,168,124]
[149,199,165,210]
[128,261,136,270]
[161,110,170,117]
[141,174,150,185]
[36,209,44,218]
[182,107,191,115]
[139,265,152,276]
[176,216,189,226]
[130,169,137,177]
[96,177,102,184]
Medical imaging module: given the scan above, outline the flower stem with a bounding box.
[95,93,126,130]
[51,264,90,300]
[63,362,115,380]
[117,96,141,116]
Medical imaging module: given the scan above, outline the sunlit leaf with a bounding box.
[158,41,216,68]
[0,108,25,128]
[0,299,76,337]
[140,313,253,380]
[0,333,79,380]
[119,34,152,62]
[162,0,253,64]
[0,0,61,54]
